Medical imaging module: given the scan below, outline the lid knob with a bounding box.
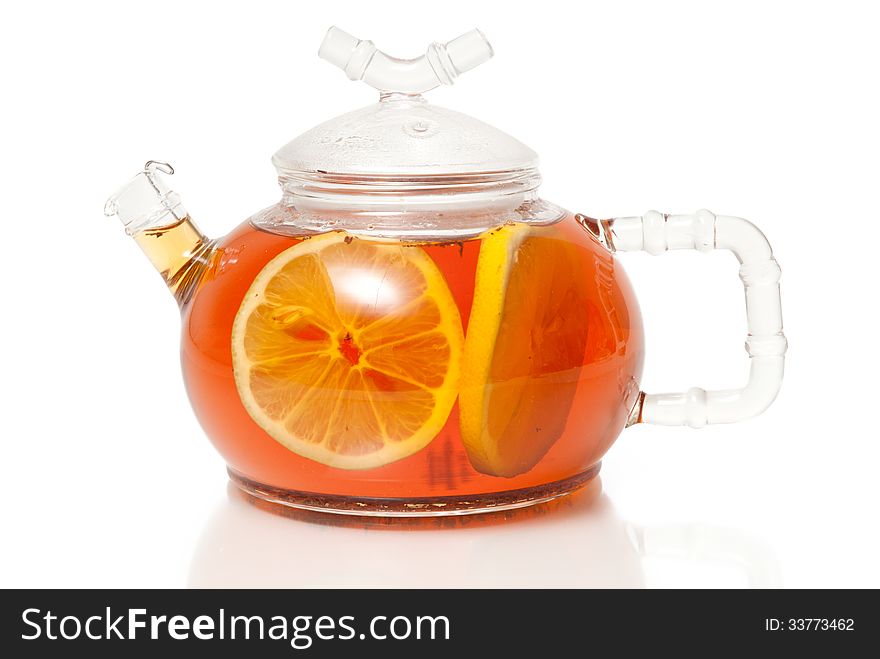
[318,26,493,94]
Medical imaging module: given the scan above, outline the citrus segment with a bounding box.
[232,232,463,470]
[459,224,591,477]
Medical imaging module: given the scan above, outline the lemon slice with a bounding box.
[459,223,591,477]
[232,232,463,470]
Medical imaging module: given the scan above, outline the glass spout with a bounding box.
[105,161,215,305]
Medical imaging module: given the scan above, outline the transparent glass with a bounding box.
[105,165,788,515]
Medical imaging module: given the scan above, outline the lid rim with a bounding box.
[271,158,541,178]
[272,164,541,181]
[277,167,542,201]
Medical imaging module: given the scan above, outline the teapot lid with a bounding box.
[272,27,539,178]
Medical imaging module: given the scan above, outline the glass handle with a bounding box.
[606,209,786,427]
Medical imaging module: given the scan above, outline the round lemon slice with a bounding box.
[232,232,463,470]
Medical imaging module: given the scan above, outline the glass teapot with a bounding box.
[105,28,786,516]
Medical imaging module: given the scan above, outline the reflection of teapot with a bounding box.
[189,483,780,588]
[105,28,786,516]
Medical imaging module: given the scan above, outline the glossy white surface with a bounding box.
[1,0,879,588]
[188,484,780,589]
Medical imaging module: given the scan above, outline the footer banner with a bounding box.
[0,589,871,656]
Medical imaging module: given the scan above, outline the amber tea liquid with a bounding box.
[146,215,644,509]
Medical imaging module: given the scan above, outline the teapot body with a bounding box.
[179,208,644,513]
[105,28,785,516]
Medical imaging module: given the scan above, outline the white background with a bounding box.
[1,0,878,588]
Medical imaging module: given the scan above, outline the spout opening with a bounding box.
[104,161,187,235]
